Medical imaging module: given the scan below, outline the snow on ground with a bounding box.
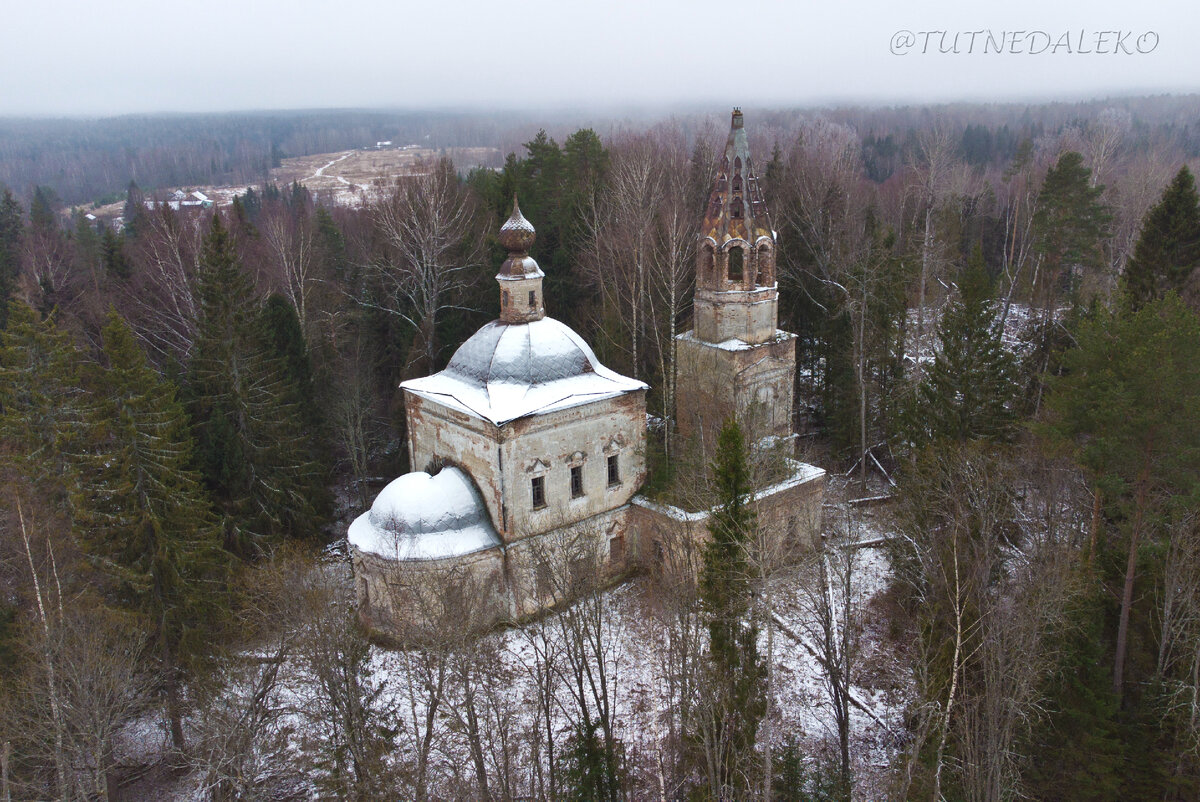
[112,491,908,800]
[906,301,1043,370]
[354,490,908,799]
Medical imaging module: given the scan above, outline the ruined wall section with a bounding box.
[693,285,778,344]
[352,543,508,639]
[629,460,826,572]
[674,330,796,456]
[405,393,506,537]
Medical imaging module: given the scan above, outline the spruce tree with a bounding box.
[1024,590,1123,801]
[699,417,767,794]
[1122,166,1200,311]
[0,301,83,498]
[72,310,228,749]
[260,292,331,515]
[100,227,131,280]
[187,215,323,557]
[906,247,1019,446]
[0,189,22,330]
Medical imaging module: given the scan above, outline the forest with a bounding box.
[1,95,1200,800]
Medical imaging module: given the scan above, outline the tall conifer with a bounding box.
[699,417,766,794]
[1123,166,1200,311]
[187,216,323,557]
[72,310,228,748]
[0,301,83,498]
[906,247,1019,446]
[0,190,22,329]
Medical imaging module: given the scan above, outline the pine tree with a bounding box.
[1031,151,1111,308]
[187,215,323,557]
[699,417,767,795]
[906,246,1019,446]
[1046,293,1200,701]
[71,310,229,749]
[1122,166,1200,311]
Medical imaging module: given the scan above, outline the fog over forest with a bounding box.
[2,0,1197,115]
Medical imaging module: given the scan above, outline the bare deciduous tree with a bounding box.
[261,198,318,332]
[124,205,205,364]
[365,157,481,377]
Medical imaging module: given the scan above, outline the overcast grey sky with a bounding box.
[1,0,1197,116]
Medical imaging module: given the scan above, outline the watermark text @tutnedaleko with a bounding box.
[890,29,1160,56]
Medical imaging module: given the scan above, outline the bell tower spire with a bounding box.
[496,196,546,324]
[693,107,778,345]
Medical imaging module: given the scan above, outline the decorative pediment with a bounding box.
[603,435,626,454]
[525,458,551,475]
[566,450,587,466]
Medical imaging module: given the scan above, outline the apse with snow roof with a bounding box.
[349,199,648,634]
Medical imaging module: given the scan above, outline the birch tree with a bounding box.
[367,157,481,377]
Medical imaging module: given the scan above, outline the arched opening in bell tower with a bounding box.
[728,245,744,281]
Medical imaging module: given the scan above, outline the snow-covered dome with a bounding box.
[401,317,647,425]
[347,467,500,560]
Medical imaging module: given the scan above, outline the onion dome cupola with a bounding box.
[497,196,546,324]
[692,109,779,345]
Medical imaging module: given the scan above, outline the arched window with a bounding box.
[732,175,742,192]
[734,156,742,173]
[728,246,744,281]
[731,198,744,219]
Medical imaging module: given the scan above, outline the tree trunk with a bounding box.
[1113,463,1152,699]
[916,204,931,383]
[2,740,13,802]
[932,540,965,802]
[858,286,869,492]
[18,503,70,799]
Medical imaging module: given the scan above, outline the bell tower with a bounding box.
[675,109,796,452]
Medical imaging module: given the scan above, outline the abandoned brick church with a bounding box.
[348,110,825,637]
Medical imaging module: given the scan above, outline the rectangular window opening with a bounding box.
[529,290,537,307]
[607,454,620,487]
[532,475,546,509]
[570,465,584,499]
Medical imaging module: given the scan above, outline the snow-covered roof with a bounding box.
[402,317,647,426]
[348,467,500,561]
